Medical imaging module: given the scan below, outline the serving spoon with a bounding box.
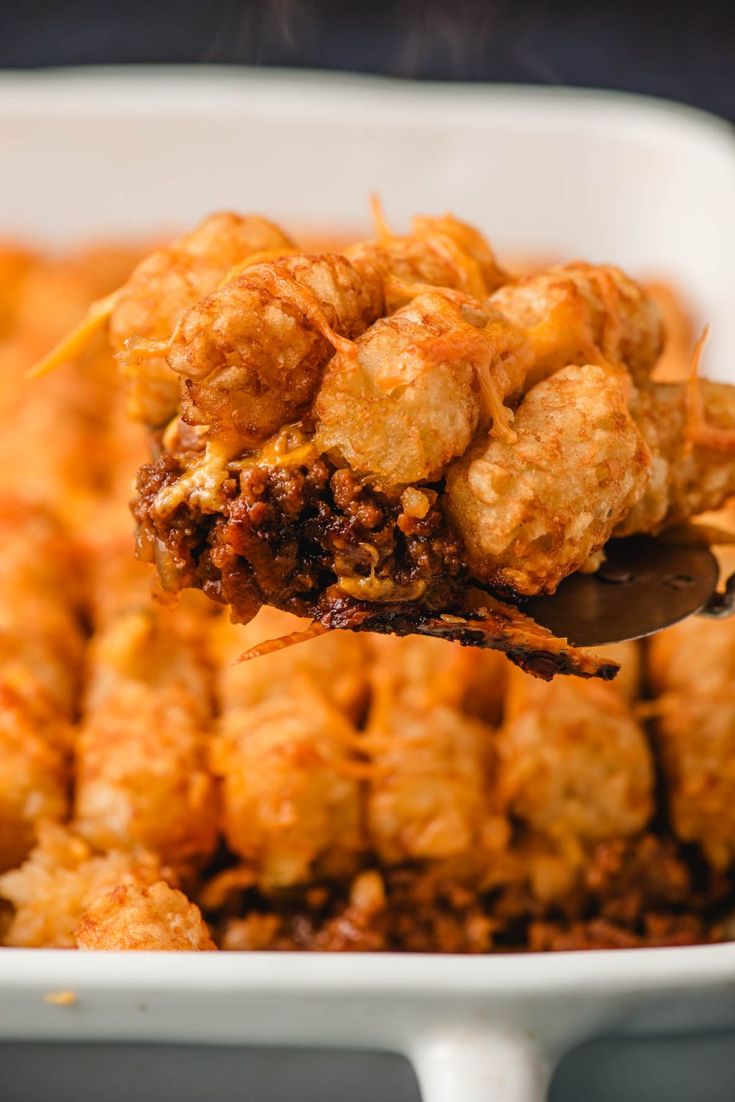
[524,534,735,647]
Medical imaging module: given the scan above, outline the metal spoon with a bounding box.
[524,535,735,647]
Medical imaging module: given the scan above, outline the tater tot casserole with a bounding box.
[2,222,735,953]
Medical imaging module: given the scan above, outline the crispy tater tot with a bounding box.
[76,880,215,950]
[445,364,651,594]
[364,684,506,865]
[367,633,508,726]
[166,253,382,446]
[210,608,370,722]
[112,213,294,427]
[410,213,508,293]
[74,552,218,872]
[498,671,654,859]
[0,503,83,871]
[616,381,735,535]
[0,501,84,726]
[490,262,663,387]
[0,705,67,874]
[345,211,507,307]
[315,291,532,487]
[0,822,162,948]
[648,616,735,868]
[364,631,508,867]
[213,683,363,889]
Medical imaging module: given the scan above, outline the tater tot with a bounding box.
[315,292,531,487]
[445,364,651,594]
[367,633,508,726]
[616,381,735,535]
[365,694,505,865]
[364,639,507,866]
[345,212,507,305]
[648,616,735,868]
[210,608,370,722]
[0,502,84,725]
[213,688,363,889]
[490,262,662,387]
[169,253,383,445]
[410,214,508,293]
[74,553,218,872]
[0,704,67,874]
[112,212,294,426]
[76,881,215,950]
[0,822,161,948]
[498,671,654,856]
[0,504,84,871]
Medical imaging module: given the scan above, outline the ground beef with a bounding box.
[209,837,730,954]
[135,449,466,622]
[132,442,618,680]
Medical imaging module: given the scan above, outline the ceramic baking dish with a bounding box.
[1,68,734,1102]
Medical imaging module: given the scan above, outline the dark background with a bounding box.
[2,0,734,121]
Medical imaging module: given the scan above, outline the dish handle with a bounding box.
[410,1025,553,1102]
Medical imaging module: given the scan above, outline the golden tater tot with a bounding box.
[0,706,67,874]
[365,695,504,865]
[213,689,363,889]
[112,212,294,427]
[498,672,654,857]
[490,262,662,387]
[0,822,161,948]
[363,636,508,867]
[169,253,383,446]
[445,364,651,594]
[367,633,508,726]
[76,881,215,951]
[648,616,735,868]
[316,292,531,487]
[345,211,507,306]
[211,608,370,722]
[0,503,84,871]
[410,213,508,293]
[0,502,84,725]
[74,552,218,872]
[617,382,735,535]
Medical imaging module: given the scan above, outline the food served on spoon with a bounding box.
[35,207,735,682]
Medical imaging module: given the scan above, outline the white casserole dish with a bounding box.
[1,68,735,1102]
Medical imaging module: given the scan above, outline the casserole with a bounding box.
[1,68,734,1101]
